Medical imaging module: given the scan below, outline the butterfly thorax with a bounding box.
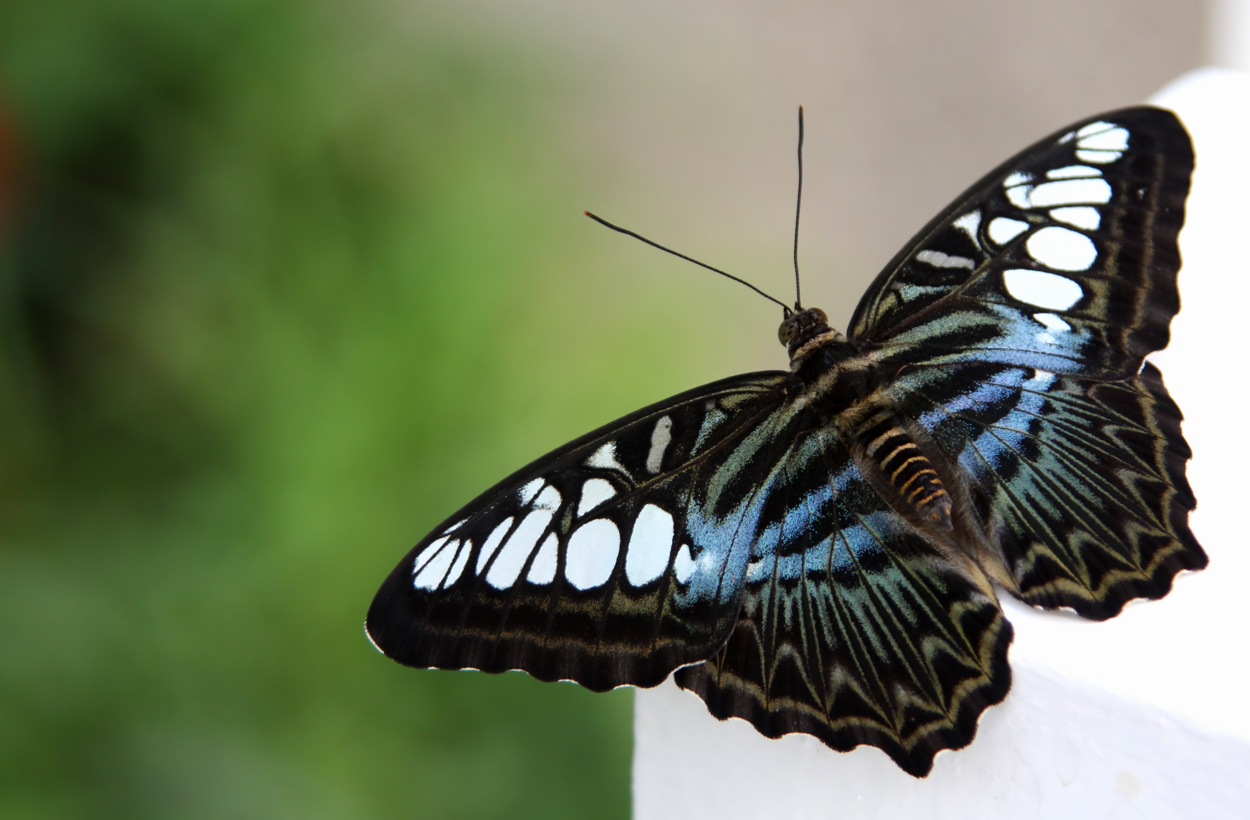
[779,308,955,532]
[779,306,845,366]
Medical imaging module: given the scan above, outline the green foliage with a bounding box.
[0,1,663,817]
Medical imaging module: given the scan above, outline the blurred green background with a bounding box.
[0,0,1201,817]
[0,2,694,817]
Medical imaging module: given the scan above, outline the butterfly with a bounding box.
[365,106,1205,777]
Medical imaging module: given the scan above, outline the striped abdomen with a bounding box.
[857,410,953,529]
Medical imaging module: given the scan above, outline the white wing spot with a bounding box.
[1005,184,1033,208]
[475,518,514,574]
[413,536,450,574]
[441,518,468,536]
[1028,178,1112,207]
[443,540,471,589]
[1033,312,1072,332]
[586,442,627,473]
[1077,123,1129,150]
[1047,165,1101,179]
[952,211,981,241]
[1028,369,1058,388]
[414,538,458,590]
[988,217,1029,245]
[625,504,675,587]
[577,478,616,517]
[533,485,561,512]
[486,509,553,589]
[673,544,696,584]
[518,479,543,505]
[1003,172,1034,208]
[646,416,674,475]
[526,533,558,584]
[1027,226,1097,271]
[1050,206,1100,230]
[1073,123,1127,164]
[915,249,975,270]
[1004,269,1083,311]
[564,519,621,590]
[1075,149,1122,164]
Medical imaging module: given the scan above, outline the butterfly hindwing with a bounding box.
[674,419,1012,777]
[886,360,1205,620]
[365,372,791,691]
[849,107,1192,380]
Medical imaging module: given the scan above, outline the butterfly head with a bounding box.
[779,307,844,363]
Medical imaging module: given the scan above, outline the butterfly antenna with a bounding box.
[792,105,804,311]
[583,211,792,314]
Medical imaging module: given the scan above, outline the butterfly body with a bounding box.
[768,319,958,536]
[367,107,1204,776]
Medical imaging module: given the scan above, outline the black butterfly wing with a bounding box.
[849,107,1192,381]
[846,105,1204,619]
[366,371,794,692]
[885,361,1204,620]
[371,365,1018,773]
[674,422,1012,777]
[368,105,1203,776]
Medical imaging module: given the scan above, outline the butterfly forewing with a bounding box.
[365,372,790,691]
[849,108,1192,380]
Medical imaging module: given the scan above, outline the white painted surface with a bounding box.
[1210,0,1250,72]
[633,68,1250,818]
[634,663,1250,819]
